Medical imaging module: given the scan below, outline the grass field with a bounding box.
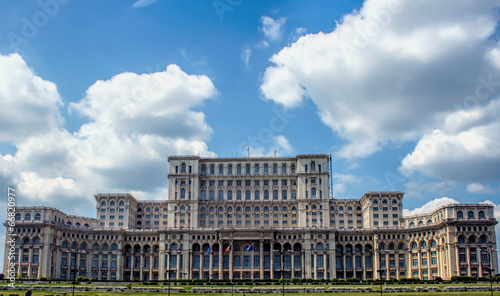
[0,290,499,296]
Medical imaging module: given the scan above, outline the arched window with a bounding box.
[282,164,287,174]
[245,207,251,212]
[468,236,476,243]
[228,165,233,175]
[254,164,260,174]
[373,199,379,204]
[379,243,385,250]
[389,244,395,250]
[200,191,206,200]
[101,201,106,206]
[282,190,287,200]
[227,190,233,200]
[273,164,278,174]
[398,243,405,250]
[25,213,31,221]
[291,164,296,173]
[62,241,68,248]
[418,221,423,225]
[273,190,278,200]
[237,165,242,175]
[412,242,418,249]
[468,211,474,219]
[181,163,186,173]
[427,219,432,224]
[93,244,99,251]
[421,241,427,248]
[255,207,260,212]
[246,164,251,175]
[209,190,215,200]
[180,188,185,199]
[479,236,487,243]
[255,190,260,200]
[201,165,206,175]
[264,164,269,174]
[291,190,296,199]
[35,213,41,221]
[102,244,109,251]
[245,190,251,200]
[479,211,485,218]
[311,162,315,172]
[33,238,40,244]
[75,222,80,227]
[111,244,117,251]
[80,243,86,250]
[219,165,224,175]
[218,190,224,201]
[311,188,317,198]
[15,213,21,221]
[210,165,215,175]
[264,190,269,200]
[237,190,242,200]
[457,211,463,218]
[430,240,437,247]
[316,243,323,250]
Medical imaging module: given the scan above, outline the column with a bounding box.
[313,253,317,279]
[362,252,366,280]
[466,246,471,276]
[219,244,223,278]
[259,240,264,279]
[189,250,193,279]
[342,254,346,279]
[209,252,213,280]
[291,254,295,278]
[374,251,380,280]
[130,254,134,280]
[158,250,165,281]
[270,249,274,279]
[149,254,153,280]
[27,248,33,278]
[229,243,233,279]
[176,251,181,280]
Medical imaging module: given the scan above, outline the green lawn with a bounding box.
[0,291,499,296]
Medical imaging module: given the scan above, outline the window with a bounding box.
[282,190,287,200]
[457,211,463,218]
[237,165,242,175]
[255,164,260,174]
[282,164,287,174]
[255,190,260,200]
[219,165,224,175]
[468,211,474,219]
[273,190,278,200]
[264,190,269,200]
[228,165,233,175]
[273,164,278,174]
[479,210,485,218]
[246,164,251,175]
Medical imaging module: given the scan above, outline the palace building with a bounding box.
[3,154,498,281]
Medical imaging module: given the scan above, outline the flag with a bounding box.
[246,243,254,251]
[225,244,231,252]
[206,246,210,255]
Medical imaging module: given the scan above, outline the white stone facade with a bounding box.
[3,154,498,281]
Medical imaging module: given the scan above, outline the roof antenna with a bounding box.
[247,146,250,158]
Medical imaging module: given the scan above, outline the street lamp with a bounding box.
[167,249,180,296]
[376,269,383,296]
[485,267,494,296]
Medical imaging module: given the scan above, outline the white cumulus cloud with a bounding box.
[260,16,287,42]
[260,0,500,160]
[0,54,217,217]
[403,197,459,216]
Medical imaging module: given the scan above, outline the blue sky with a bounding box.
[1,0,500,271]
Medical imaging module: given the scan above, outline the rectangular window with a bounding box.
[254,255,260,268]
[244,256,250,268]
[193,255,200,268]
[234,256,240,267]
